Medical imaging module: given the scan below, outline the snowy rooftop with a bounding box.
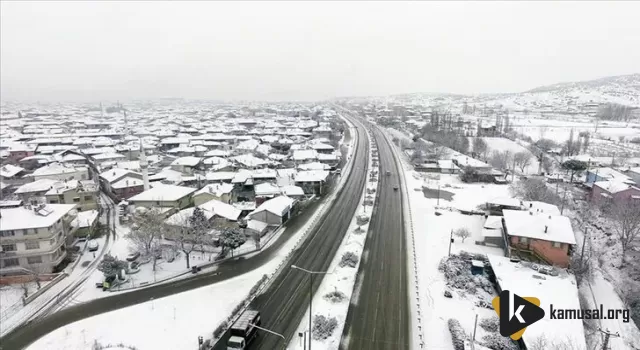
[281,185,304,196]
[250,195,295,218]
[0,164,25,178]
[100,168,142,183]
[294,170,329,182]
[231,154,268,168]
[92,153,126,161]
[0,204,76,230]
[487,255,587,350]
[72,209,99,228]
[593,180,640,194]
[31,163,86,176]
[205,171,236,182]
[111,177,145,190]
[171,156,202,167]
[255,182,282,196]
[297,162,330,171]
[503,210,576,245]
[198,199,241,221]
[292,149,317,161]
[129,184,196,202]
[588,167,632,182]
[523,201,561,216]
[15,179,59,194]
[194,183,234,197]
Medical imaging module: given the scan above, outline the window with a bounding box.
[27,256,42,264]
[25,241,40,250]
[3,258,19,267]
[26,228,37,235]
[73,197,81,203]
[84,195,93,202]
[1,244,17,252]
[0,230,15,237]
[519,237,528,244]
[50,237,56,245]
[49,200,58,204]
[552,242,562,248]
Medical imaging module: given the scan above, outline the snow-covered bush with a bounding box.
[479,316,500,332]
[323,289,347,303]
[438,253,493,294]
[213,321,228,339]
[357,215,369,225]
[481,333,519,350]
[447,318,466,350]
[339,251,359,268]
[312,315,338,340]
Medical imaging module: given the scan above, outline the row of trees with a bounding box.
[101,208,249,275]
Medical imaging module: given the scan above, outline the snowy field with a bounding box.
[508,115,640,143]
[479,137,538,174]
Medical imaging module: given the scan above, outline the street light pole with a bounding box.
[291,265,331,350]
[250,323,286,350]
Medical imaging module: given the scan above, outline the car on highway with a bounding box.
[87,240,99,252]
[386,171,391,176]
[393,186,399,191]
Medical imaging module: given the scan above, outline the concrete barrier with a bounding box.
[22,272,68,306]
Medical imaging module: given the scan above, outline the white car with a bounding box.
[88,240,99,252]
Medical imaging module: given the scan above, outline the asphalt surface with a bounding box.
[340,122,410,350]
[0,121,363,350]
[210,115,369,350]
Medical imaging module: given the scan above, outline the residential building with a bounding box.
[14,179,59,202]
[502,209,576,268]
[45,180,98,211]
[99,168,143,197]
[0,164,27,185]
[294,170,329,195]
[590,180,640,205]
[71,209,99,237]
[170,156,202,175]
[487,254,587,350]
[128,184,196,212]
[247,195,295,225]
[192,183,235,206]
[0,204,77,274]
[585,167,632,185]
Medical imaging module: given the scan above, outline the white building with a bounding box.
[31,163,89,182]
[0,204,77,274]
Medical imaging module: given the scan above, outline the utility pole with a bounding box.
[598,328,620,350]
[580,227,588,265]
[448,230,454,256]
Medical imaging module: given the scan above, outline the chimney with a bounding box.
[548,215,551,219]
[544,225,548,233]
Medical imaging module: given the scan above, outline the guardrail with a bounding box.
[381,127,426,349]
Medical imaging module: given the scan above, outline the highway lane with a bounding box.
[340,122,410,350]
[210,114,369,350]
[0,117,363,350]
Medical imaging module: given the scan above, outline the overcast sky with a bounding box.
[1,1,639,102]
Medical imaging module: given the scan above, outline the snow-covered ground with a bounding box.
[288,122,374,350]
[480,137,538,175]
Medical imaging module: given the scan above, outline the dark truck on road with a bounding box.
[226,310,261,349]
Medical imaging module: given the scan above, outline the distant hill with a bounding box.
[525,73,640,93]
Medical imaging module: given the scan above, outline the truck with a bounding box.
[227,310,261,349]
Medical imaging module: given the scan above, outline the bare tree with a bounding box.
[510,178,561,205]
[607,202,640,266]
[454,228,471,243]
[472,138,488,160]
[171,207,211,269]
[489,150,513,171]
[513,151,533,173]
[127,208,166,259]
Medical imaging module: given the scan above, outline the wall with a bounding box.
[509,236,570,267]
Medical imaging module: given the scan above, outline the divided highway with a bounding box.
[341,118,410,349]
[0,115,367,350]
[214,114,369,349]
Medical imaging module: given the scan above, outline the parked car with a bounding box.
[87,240,99,252]
[126,251,140,262]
